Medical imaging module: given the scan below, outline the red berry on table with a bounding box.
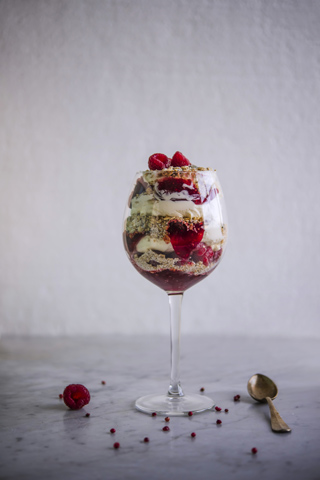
[148,153,171,170]
[151,412,157,417]
[165,417,170,422]
[59,394,63,399]
[191,432,196,438]
[225,409,229,413]
[200,387,205,392]
[171,151,191,167]
[113,442,120,449]
[216,419,222,425]
[234,394,241,402]
[101,380,106,385]
[251,447,258,454]
[110,428,116,434]
[215,406,222,412]
[85,413,90,417]
[63,384,90,410]
[188,411,193,417]
[162,426,170,432]
[144,437,150,443]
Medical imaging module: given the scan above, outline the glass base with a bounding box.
[135,393,214,416]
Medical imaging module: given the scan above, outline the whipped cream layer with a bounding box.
[136,236,174,253]
[131,194,203,219]
[131,192,224,224]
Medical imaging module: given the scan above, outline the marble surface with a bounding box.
[0,335,319,480]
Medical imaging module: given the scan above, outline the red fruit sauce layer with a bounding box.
[135,266,212,293]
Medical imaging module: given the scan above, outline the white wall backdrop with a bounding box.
[1,0,319,337]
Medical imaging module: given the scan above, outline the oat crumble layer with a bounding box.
[126,214,204,237]
[133,251,213,275]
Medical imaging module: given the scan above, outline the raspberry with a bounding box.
[148,153,171,170]
[192,243,222,267]
[167,220,204,260]
[192,242,210,262]
[212,249,223,262]
[63,384,90,410]
[171,151,191,167]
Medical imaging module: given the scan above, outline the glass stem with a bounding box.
[167,293,184,397]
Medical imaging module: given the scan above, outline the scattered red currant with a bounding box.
[165,417,170,422]
[151,412,157,417]
[251,447,258,454]
[216,419,222,425]
[144,437,150,443]
[188,411,193,417]
[162,426,170,432]
[59,394,63,399]
[234,395,241,402]
[113,442,120,449]
[63,384,90,410]
[191,432,196,438]
[200,387,205,392]
[225,409,229,413]
[101,381,106,385]
[85,413,90,417]
[215,406,222,412]
[110,428,116,434]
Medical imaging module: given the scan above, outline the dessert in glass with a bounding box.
[123,151,227,415]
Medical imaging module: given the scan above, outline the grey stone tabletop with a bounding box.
[0,335,319,480]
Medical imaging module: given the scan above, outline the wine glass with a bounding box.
[123,165,227,415]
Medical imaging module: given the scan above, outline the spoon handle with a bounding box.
[266,397,291,433]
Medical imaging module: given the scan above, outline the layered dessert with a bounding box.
[124,151,227,292]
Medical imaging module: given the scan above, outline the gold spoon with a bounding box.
[247,373,291,433]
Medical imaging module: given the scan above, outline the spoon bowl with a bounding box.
[247,373,278,402]
[247,373,291,433]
